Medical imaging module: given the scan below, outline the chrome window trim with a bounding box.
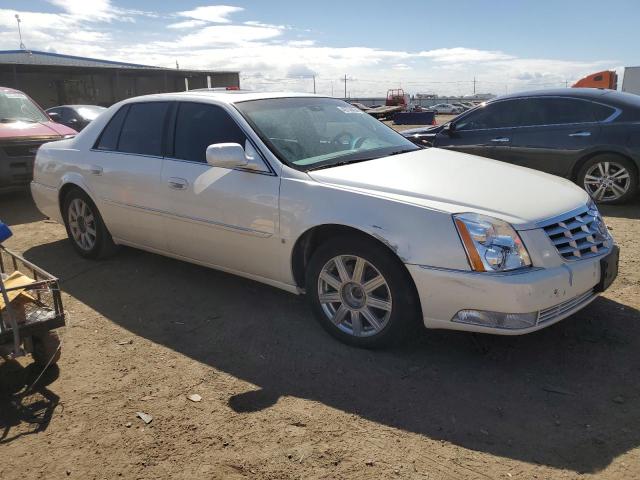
[455,96,622,133]
[88,149,164,160]
[161,156,277,177]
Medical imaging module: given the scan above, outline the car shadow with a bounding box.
[0,360,60,444]
[0,191,46,226]
[599,196,640,220]
[20,238,640,474]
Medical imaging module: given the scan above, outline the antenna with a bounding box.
[15,14,26,50]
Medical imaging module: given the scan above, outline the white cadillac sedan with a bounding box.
[31,91,619,348]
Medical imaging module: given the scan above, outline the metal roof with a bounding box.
[0,50,160,69]
[0,50,238,74]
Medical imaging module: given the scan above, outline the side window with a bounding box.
[173,102,247,163]
[61,108,75,122]
[590,102,616,122]
[456,101,520,130]
[118,102,169,156]
[520,98,596,126]
[95,105,129,151]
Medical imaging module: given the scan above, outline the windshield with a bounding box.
[0,91,48,123]
[235,97,418,171]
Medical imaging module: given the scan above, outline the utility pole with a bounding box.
[565,80,568,88]
[344,74,347,99]
[331,80,334,97]
[15,14,26,50]
[313,75,316,94]
[473,76,476,95]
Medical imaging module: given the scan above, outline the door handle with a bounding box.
[490,137,510,143]
[568,131,591,137]
[89,165,103,175]
[167,177,188,190]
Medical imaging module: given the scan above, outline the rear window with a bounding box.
[118,102,169,156]
[95,105,129,151]
[519,98,606,126]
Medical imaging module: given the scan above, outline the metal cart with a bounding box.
[0,245,65,367]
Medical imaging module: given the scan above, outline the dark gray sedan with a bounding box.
[402,88,640,204]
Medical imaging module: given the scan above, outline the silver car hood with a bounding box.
[307,148,589,229]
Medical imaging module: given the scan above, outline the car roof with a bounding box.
[491,87,640,109]
[0,86,22,94]
[47,105,107,109]
[120,90,326,105]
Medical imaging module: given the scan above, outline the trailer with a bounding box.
[0,223,64,368]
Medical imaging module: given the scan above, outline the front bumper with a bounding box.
[407,251,613,335]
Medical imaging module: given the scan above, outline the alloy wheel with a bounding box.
[583,161,631,202]
[68,198,97,251]
[317,255,392,337]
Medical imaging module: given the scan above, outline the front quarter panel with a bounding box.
[279,171,470,276]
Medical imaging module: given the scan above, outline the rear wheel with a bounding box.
[306,236,421,348]
[62,189,117,259]
[578,154,638,204]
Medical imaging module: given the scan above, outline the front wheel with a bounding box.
[578,155,638,205]
[305,236,421,348]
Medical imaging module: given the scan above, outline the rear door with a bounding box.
[509,97,608,177]
[89,101,170,250]
[433,99,521,160]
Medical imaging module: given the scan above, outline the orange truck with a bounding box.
[573,67,640,94]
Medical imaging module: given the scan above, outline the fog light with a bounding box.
[453,309,538,329]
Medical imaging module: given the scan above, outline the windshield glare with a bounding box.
[0,92,48,123]
[236,97,418,170]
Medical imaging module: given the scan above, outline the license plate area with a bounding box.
[595,245,619,293]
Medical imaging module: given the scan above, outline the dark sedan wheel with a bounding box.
[578,155,638,204]
[306,236,421,348]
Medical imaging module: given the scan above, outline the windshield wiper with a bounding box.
[307,158,374,171]
[387,147,418,156]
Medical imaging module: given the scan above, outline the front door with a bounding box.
[434,99,521,162]
[161,102,282,281]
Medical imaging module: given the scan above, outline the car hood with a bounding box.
[307,148,589,229]
[0,120,76,140]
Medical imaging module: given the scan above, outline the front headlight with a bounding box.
[453,213,531,272]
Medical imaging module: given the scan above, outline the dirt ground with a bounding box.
[0,183,639,478]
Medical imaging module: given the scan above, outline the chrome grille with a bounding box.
[538,289,595,325]
[542,207,611,261]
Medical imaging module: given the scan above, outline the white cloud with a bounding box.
[287,64,317,78]
[168,25,284,48]
[177,5,243,24]
[418,47,514,63]
[167,19,207,29]
[288,40,315,47]
[392,63,411,70]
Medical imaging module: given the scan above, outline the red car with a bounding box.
[0,87,76,191]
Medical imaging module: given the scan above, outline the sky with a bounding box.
[0,0,638,97]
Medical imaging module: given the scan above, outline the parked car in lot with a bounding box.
[46,105,106,132]
[0,87,76,191]
[428,103,464,115]
[31,91,618,348]
[402,89,640,204]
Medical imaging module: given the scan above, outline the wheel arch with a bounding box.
[290,223,419,298]
[57,180,98,218]
[571,150,640,182]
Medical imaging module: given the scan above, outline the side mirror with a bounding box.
[48,112,61,122]
[443,123,456,135]
[205,143,249,169]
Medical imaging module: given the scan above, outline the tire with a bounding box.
[577,154,639,205]
[31,331,61,368]
[305,235,421,348]
[62,188,117,259]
